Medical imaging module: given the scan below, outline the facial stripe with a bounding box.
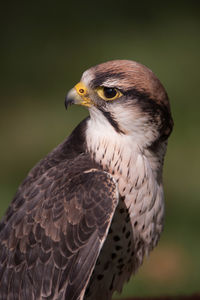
[97,107,125,134]
[124,88,152,101]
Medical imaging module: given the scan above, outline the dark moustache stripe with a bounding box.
[97,107,125,134]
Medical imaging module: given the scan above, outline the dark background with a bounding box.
[1,2,200,298]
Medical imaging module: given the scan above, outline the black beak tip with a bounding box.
[65,95,74,110]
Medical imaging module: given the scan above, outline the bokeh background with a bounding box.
[1,1,200,298]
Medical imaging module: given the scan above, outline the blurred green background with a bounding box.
[1,1,200,298]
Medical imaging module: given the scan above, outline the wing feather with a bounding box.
[0,159,118,300]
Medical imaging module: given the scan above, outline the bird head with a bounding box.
[65,60,173,149]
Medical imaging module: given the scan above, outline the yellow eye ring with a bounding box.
[96,87,122,101]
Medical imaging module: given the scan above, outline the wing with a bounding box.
[0,162,118,300]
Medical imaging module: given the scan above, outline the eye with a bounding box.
[96,87,122,101]
[103,87,117,98]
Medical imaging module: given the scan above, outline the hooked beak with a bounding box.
[65,88,81,110]
[65,82,93,110]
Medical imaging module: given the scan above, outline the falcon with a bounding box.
[0,60,173,300]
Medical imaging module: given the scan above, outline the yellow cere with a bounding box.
[75,82,88,96]
[96,86,122,101]
[74,82,92,107]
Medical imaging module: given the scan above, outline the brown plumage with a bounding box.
[0,60,173,300]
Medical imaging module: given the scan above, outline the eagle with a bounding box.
[0,60,173,300]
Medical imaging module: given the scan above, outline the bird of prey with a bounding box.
[0,60,173,300]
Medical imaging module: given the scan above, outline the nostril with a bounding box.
[79,89,84,94]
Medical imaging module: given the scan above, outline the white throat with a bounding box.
[86,107,164,183]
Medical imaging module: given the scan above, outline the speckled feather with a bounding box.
[0,60,173,300]
[0,126,118,300]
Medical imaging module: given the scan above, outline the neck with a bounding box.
[85,113,166,251]
[85,113,166,188]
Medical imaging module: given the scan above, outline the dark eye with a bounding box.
[96,86,122,101]
[103,87,117,98]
